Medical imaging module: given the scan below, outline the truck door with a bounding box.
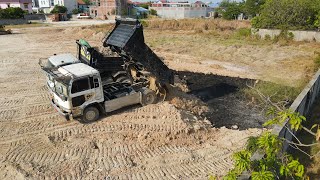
[89,76,103,100]
[70,78,93,108]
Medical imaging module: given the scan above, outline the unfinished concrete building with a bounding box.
[89,0,127,19]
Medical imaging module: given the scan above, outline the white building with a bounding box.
[32,0,77,13]
[150,1,213,19]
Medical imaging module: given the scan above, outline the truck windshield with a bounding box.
[54,80,69,97]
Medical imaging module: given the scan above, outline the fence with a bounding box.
[0,19,28,25]
[24,14,46,21]
[253,28,320,42]
[239,69,320,179]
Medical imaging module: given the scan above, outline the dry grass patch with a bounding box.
[143,18,250,31]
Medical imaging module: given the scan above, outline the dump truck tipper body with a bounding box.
[103,19,174,86]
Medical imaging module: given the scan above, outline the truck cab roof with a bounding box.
[49,53,80,67]
[59,63,99,78]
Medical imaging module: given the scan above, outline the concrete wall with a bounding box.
[254,28,320,42]
[0,19,28,25]
[240,69,320,179]
[150,7,212,19]
[276,70,320,150]
[24,14,46,21]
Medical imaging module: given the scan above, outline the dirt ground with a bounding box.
[0,21,312,179]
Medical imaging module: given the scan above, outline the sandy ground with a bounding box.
[0,25,265,179]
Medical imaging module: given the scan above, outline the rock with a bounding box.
[231,125,239,130]
[184,127,192,134]
[194,125,201,132]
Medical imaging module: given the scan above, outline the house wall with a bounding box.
[150,6,212,19]
[62,0,77,13]
[89,0,127,19]
[78,4,89,12]
[38,0,50,8]
[89,0,116,19]
[0,0,32,13]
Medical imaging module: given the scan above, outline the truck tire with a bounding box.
[141,89,157,106]
[81,106,100,123]
[115,75,132,84]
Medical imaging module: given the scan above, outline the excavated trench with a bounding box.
[175,71,267,130]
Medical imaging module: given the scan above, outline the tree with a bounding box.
[83,0,91,5]
[219,0,244,20]
[252,0,320,30]
[72,8,79,14]
[139,4,149,9]
[0,7,26,19]
[243,0,265,17]
[50,5,68,14]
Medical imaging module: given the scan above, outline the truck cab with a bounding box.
[44,63,156,123]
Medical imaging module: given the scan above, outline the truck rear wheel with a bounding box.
[81,106,100,123]
[141,89,157,106]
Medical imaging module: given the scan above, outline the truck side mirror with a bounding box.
[60,95,68,101]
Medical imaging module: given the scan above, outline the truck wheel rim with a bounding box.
[86,110,96,121]
[146,94,154,104]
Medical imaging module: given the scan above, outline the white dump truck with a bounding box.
[43,62,157,123]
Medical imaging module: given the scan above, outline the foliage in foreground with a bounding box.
[223,109,320,179]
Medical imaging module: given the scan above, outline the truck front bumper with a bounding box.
[51,99,72,120]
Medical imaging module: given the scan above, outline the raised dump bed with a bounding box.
[103,19,174,86]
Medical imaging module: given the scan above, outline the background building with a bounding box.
[31,0,77,13]
[89,0,127,19]
[0,0,33,13]
[77,0,89,13]
[150,1,213,19]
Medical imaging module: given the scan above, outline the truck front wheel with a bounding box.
[81,106,100,123]
[141,89,157,106]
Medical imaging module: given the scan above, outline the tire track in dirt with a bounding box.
[0,85,48,97]
[3,136,233,179]
[0,103,55,122]
[0,94,50,108]
[0,102,187,141]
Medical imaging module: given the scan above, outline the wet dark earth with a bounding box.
[176,71,267,130]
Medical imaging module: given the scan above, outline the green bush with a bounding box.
[251,16,262,28]
[273,30,295,43]
[264,34,271,40]
[139,4,149,9]
[140,20,148,27]
[50,5,67,14]
[235,28,251,38]
[0,7,26,19]
[72,8,79,14]
[150,9,157,16]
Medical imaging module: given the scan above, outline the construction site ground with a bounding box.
[0,21,317,179]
